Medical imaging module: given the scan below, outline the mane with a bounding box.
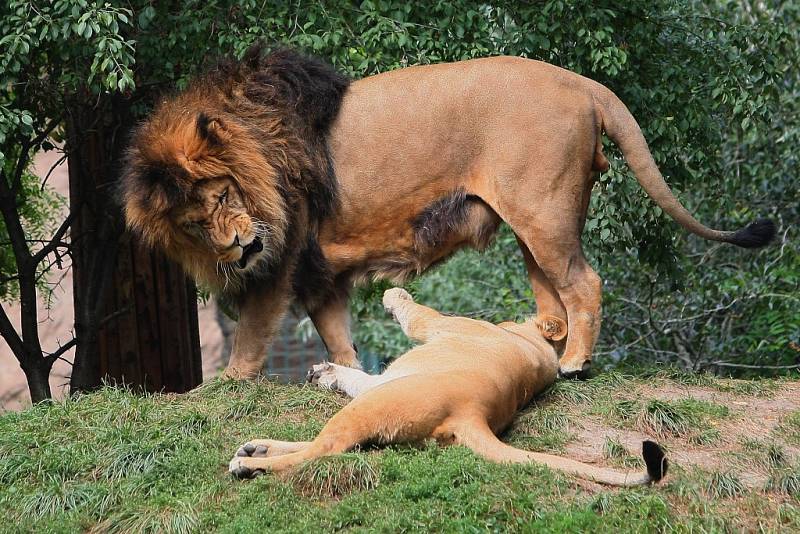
[119,45,350,303]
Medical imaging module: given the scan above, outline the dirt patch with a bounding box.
[561,381,800,488]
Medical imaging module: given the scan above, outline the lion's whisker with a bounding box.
[221,262,232,291]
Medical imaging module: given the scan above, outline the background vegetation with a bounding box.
[1,0,798,401]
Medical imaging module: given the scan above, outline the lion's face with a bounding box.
[121,103,289,290]
[171,178,267,271]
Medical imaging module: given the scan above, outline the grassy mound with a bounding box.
[1,372,799,532]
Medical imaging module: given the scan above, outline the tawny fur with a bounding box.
[228,288,668,487]
[121,50,774,380]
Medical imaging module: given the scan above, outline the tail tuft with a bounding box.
[727,218,777,248]
[642,440,668,482]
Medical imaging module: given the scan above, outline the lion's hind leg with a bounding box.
[229,427,361,479]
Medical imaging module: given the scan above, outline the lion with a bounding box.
[228,287,669,486]
[120,46,775,379]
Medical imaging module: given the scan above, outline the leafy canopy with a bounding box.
[1,1,795,370]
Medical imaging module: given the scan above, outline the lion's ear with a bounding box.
[196,113,231,146]
[537,315,567,341]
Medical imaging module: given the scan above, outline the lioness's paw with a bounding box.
[235,442,270,458]
[382,287,413,312]
[306,362,338,390]
[229,457,266,479]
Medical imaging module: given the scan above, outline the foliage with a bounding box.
[1,0,797,383]
[0,160,64,301]
[1,375,800,531]
[341,1,799,374]
[0,0,143,400]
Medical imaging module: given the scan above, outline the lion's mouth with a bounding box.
[237,237,264,269]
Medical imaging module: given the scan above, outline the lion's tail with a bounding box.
[590,83,775,248]
[457,423,668,487]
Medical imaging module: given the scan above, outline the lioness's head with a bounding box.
[120,100,289,290]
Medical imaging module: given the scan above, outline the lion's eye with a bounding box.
[219,188,229,205]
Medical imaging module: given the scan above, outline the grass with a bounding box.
[506,406,573,452]
[705,471,746,498]
[777,410,800,445]
[766,466,800,497]
[740,438,788,470]
[595,397,729,444]
[602,436,642,468]
[0,374,798,532]
[284,453,380,498]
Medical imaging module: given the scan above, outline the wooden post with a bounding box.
[68,94,201,394]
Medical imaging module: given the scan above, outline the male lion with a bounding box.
[120,46,774,379]
[228,288,669,486]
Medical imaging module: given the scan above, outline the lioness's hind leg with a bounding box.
[235,439,311,458]
[382,288,445,343]
[230,405,372,478]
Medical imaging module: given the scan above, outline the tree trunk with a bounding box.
[22,359,52,404]
[67,93,202,394]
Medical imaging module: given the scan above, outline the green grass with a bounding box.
[602,436,643,469]
[595,397,729,443]
[619,366,779,397]
[506,406,574,453]
[777,410,800,445]
[0,376,798,533]
[284,453,380,498]
[705,471,746,499]
[766,466,800,497]
[740,438,788,470]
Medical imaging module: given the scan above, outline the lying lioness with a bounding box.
[229,288,668,486]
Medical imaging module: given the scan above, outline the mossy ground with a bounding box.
[1,370,799,533]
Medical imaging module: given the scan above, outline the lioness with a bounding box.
[228,288,668,486]
[121,46,774,379]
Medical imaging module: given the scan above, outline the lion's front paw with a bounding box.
[306,362,339,390]
[382,287,413,312]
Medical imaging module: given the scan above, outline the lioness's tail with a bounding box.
[590,83,775,248]
[459,424,668,487]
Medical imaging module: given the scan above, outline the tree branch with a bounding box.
[44,338,77,365]
[0,168,33,265]
[40,152,68,191]
[709,361,800,370]
[0,304,25,359]
[32,208,78,264]
[11,115,63,193]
